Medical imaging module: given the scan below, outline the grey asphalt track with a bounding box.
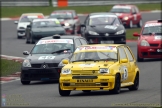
[1,12,161,107]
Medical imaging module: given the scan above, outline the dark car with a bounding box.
[48,10,81,35]
[25,18,66,44]
[81,12,126,44]
[21,35,89,85]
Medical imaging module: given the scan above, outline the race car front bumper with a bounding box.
[21,67,61,81]
[17,30,26,37]
[59,75,115,90]
[138,46,162,58]
[85,34,126,44]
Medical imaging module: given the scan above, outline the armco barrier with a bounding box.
[52,0,161,7]
[1,0,50,6]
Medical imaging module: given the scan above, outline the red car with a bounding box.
[133,19,162,62]
[110,4,142,28]
[48,10,81,35]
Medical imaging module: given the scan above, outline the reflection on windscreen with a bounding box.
[89,16,119,25]
[49,12,72,19]
[70,51,117,61]
[110,8,131,13]
[32,21,61,28]
[142,26,162,35]
[31,43,74,54]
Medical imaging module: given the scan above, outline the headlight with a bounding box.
[140,40,150,46]
[115,30,124,35]
[99,68,109,74]
[65,23,70,26]
[22,59,31,67]
[61,69,71,74]
[58,58,69,67]
[123,16,129,20]
[88,31,99,35]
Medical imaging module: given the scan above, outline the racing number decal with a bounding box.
[38,56,55,60]
[133,15,137,21]
[123,66,128,80]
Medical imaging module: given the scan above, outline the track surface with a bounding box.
[1,12,161,107]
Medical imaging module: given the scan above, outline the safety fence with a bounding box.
[1,0,161,7]
[1,0,50,6]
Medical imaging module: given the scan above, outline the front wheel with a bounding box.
[109,74,121,94]
[128,20,133,28]
[21,80,30,85]
[137,19,143,28]
[137,52,144,62]
[128,72,139,91]
[59,84,71,96]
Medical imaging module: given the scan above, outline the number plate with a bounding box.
[76,79,93,83]
[101,41,114,44]
[157,49,162,52]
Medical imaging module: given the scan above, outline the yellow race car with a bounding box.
[59,44,140,96]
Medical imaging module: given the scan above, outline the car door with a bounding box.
[123,46,135,80]
[118,46,131,83]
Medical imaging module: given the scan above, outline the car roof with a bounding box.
[53,10,75,12]
[89,12,116,16]
[80,44,126,47]
[22,13,44,16]
[40,35,82,40]
[145,20,162,24]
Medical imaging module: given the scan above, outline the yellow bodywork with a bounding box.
[59,44,140,91]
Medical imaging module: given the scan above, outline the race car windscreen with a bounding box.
[19,15,43,22]
[70,51,117,62]
[142,23,162,35]
[31,39,74,54]
[110,8,131,13]
[32,21,61,28]
[89,15,118,26]
[49,12,73,19]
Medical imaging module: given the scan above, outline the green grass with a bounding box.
[1,3,161,18]
[126,28,141,40]
[1,59,21,77]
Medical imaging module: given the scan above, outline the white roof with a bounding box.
[22,13,44,16]
[113,5,131,9]
[33,18,59,22]
[90,14,117,18]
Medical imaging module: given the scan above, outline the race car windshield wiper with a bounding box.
[97,58,117,61]
[51,49,71,54]
[110,18,116,25]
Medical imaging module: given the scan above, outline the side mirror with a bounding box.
[27,25,31,28]
[120,59,128,63]
[14,21,18,24]
[23,51,30,55]
[81,24,85,27]
[74,16,78,19]
[62,59,69,64]
[133,32,140,37]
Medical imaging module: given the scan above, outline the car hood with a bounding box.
[114,13,131,18]
[63,61,116,71]
[88,25,120,34]
[26,53,72,64]
[17,22,30,29]
[141,35,162,43]
[32,27,64,32]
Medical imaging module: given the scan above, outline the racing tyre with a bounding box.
[109,74,121,94]
[137,53,144,62]
[137,19,143,28]
[128,72,139,91]
[82,90,91,93]
[128,20,133,28]
[21,80,30,85]
[59,84,71,96]
[17,36,22,39]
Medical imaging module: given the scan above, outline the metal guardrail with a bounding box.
[52,0,161,7]
[1,0,50,6]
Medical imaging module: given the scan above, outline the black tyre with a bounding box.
[128,20,133,28]
[82,90,91,93]
[59,84,71,96]
[128,72,139,91]
[72,25,75,34]
[137,19,143,28]
[109,74,121,94]
[137,53,144,62]
[17,36,22,39]
[21,80,30,85]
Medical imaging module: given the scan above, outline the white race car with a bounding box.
[14,13,44,39]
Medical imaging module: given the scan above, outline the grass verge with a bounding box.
[1,3,161,18]
[1,59,21,77]
[126,28,141,40]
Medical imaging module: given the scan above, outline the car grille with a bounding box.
[72,76,98,79]
[150,52,162,55]
[72,70,97,75]
[150,44,159,47]
[63,83,108,86]
[31,63,59,68]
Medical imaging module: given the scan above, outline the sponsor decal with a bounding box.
[38,56,55,60]
[154,36,162,40]
[144,23,162,27]
[105,25,117,30]
[36,39,73,45]
[77,79,93,83]
[79,63,96,68]
[113,6,131,9]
